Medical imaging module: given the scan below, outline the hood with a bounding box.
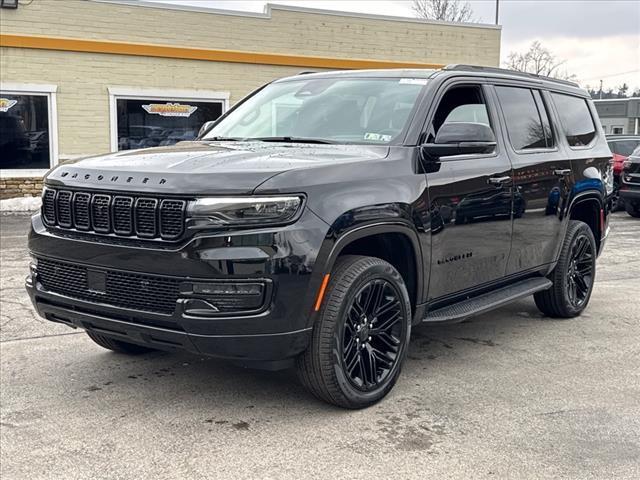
[45,141,390,195]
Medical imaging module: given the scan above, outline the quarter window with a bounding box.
[496,86,553,150]
[551,93,597,147]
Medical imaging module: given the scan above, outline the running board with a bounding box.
[422,277,552,324]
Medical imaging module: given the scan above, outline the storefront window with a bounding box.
[0,94,51,170]
[115,98,223,150]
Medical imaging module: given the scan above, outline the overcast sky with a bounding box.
[151,0,640,91]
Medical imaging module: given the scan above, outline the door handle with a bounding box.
[488,176,512,186]
[554,169,572,177]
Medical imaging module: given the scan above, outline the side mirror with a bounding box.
[421,122,497,160]
[197,120,216,138]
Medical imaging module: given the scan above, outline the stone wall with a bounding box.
[0,177,43,200]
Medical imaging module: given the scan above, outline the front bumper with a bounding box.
[26,209,329,362]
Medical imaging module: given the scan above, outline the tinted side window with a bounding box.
[551,93,597,147]
[428,85,493,142]
[496,86,548,150]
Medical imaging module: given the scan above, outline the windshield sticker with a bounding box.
[0,98,18,112]
[142,103,198,117]
[399,78,428,85]
[364,132,393,142]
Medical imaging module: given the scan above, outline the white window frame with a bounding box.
[108,87,230,152]
[0,83,59,178]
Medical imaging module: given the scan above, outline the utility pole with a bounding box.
[599,79,603,99]
[495,0,500,25]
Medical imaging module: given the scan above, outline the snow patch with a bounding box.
[0,196,42,213]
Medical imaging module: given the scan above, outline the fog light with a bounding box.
[192,283,263,296]
[181,281,268,316]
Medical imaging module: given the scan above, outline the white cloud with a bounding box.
[504,35,640,90]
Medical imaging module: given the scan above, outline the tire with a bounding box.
[534,220,596,318]
[296,255,412,409]
[86,330,155,354]
[625,202,640,218]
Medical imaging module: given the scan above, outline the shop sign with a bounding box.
[141,102,198,117]
[0,98,18,112]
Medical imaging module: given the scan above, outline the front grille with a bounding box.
[37,258,181,315]
[41,188,186,241]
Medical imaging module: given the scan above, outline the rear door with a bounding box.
[491,85,573,274]
[424,81,514,300]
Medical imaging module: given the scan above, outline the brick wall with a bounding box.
[0,177,43,199]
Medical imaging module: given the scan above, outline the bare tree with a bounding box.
[412,0,475,23]
[505,41,577,81]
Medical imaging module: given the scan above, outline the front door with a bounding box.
[424,83,514,300]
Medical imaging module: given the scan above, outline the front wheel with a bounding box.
[296,255,411,409]
[534,220,596,318]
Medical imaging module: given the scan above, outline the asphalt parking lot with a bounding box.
[1,212,638,479]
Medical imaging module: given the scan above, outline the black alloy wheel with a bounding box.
[342,279,404,391]
[565,233,594,309]
[534,220,597,318]
[297,255,411,409]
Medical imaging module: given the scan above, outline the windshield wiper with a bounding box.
[206,136,240,141]
[247,136,336,144]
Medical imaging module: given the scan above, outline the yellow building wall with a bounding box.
[0,0,501,159]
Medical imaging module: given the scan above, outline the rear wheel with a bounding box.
[296,255,411,409]
[534,220,596,318]
[86,331,155,354]
[625,201,640,218]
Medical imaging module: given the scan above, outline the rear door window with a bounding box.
[495,86,552,150]
[550,93,597,147]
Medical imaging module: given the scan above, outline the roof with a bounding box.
[276,65,587,95]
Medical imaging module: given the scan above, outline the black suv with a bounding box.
[619,145,640,217]
[27,66,613,408]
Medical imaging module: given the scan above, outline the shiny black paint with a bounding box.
[27,69,611,363]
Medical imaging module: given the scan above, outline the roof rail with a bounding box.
[297,71,317,75]
[443,64,580,88]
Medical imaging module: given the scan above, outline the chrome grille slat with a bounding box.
[160,199,186,239]
[41,188,186,241]
[91,194,111,233]
[112,196,134,235]
[42,188,57,225]
[56,190,73,228]
[135,198,158,238]
[73,192,91,230]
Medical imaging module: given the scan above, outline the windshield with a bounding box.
[609,139,640,157]
[203,77,428,144]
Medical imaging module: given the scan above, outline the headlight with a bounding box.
[186,196,303,228]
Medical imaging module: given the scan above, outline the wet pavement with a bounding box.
[1,212,639,479]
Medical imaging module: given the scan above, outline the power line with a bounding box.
[582,69,640,81]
